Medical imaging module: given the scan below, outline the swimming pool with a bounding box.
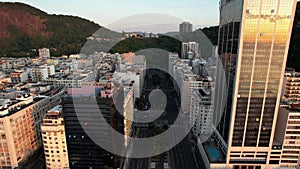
[206,146,222,162]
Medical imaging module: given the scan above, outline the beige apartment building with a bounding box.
[41,106,69,169]
[282,70,300,104]
[0,95,37,169]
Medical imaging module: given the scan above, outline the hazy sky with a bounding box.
[3,0,220,32]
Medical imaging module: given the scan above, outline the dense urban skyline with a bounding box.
[0,0,300,169]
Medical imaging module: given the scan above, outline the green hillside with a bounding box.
[0,2,101,57]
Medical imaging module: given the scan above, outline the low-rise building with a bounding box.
[9,70,28,83]
[31,66,49,82]
[39,48,50,58]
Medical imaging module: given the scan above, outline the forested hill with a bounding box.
[0,2,101,57]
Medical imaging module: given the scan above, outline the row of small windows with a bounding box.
[45,150,66,153]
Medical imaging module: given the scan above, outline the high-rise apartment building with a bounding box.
[179,21,193,33]
[169,55,212,114]
[0,94,38,169]
[181,42,199,59]
[41,106,69,169]
[63,83,124,169]
[190,87,213,136]
[213,0,297,168]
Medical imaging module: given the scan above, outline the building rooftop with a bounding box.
[0,94,44,117]
[43,105,62,120]
[202,137,226,163]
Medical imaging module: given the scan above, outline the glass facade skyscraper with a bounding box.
[215,0,297,167]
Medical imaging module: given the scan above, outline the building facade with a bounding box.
[214,0,298,168]
[31,66,49,82]
[0,95,37,169]
[281,69,300,104]
[9,71,28,83]
[181,42,199,59]
[179,21,193,33]
[273,107,300,167]
[39,48,50,58]
[63,83,124,169]
[190,88,213,136]
[41,106,69,169]
[169,55,212,114]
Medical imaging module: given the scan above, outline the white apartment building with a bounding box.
[31,66,49,82]
[45,71,95,87]
[39,48,50,58]
[112,72,142,100]
[46,65,55,76]
[181,42,199,59]
[190,87,213,136]
[169,55,211,114]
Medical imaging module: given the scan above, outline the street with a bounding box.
[126,69,205,169]
[127,127,150,169]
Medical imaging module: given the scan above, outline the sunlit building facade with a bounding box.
[214,0,297,168]
[0,95,37,169]
[41,106,69,169]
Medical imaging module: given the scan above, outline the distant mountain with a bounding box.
[0,2,102,57]
[163,32,180,37]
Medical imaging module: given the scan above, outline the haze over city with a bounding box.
[3,0,220,32]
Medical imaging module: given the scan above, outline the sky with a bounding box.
[3,0,220,33]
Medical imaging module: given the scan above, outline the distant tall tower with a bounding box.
[179,21,193,33]
[214,0,297,168]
